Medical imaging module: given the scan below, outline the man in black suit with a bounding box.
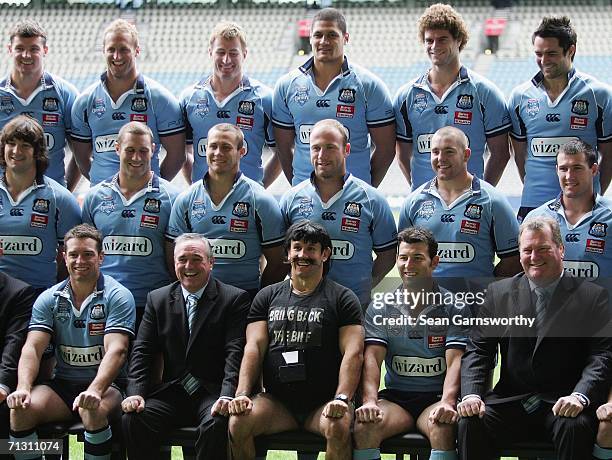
[121,232,251,459]
[0,271,36,442]
[457,215,612,460]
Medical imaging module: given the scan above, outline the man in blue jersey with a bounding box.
[71,19,185,186]
[395,4,511,189]
[508,16,612,220]
[399,126,521,283]
[82,121,177,326]
[2,20,80,189]
[281,119,397,306]
[0,115,81,292]
[527,140,612,283]
[354,227,469,460]
[180,22,280,187]
[273,8,396,187]
[7,224,135,460]
[166,123,286,299]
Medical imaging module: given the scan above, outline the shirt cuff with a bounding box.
[461,394,482,402]
[0,383,10,396]
[219,396,233,401]
[571,392,590,407]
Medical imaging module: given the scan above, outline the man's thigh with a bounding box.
[480,401,547,444]
[241,393,300,437]
[135,385,197,431]
[12,384,74,426]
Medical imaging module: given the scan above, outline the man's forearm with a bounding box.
[16,346,42,391]
[235,347,262,396]
[361,352,381,404]
[335,350,363,399]
[88,347,127,395]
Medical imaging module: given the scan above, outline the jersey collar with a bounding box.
[531,67,576,87]
[100,72,146,94]
[195,74,251,91]
[299,56,350,77]
[413,65,470,89]
[54,274,106,301]
[106,172,160,205]
[422,175,481,196]
[1,72,53,106]
[0,174,46,206]
[549,192,598,229]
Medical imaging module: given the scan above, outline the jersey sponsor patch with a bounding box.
[391,355,447,377]
[586,238,605,254]
[130,114,148,122]
[330,240,355,260]
[210,238,246,259]
[530,137,578,157]
[236,116,254,131]
[341,217,360,233]
[140,214,159,229]
[564,260,599,279]
[88,322,106,336]
[230,218,249,233]
[94,134,118,153]
[428,335,445,349]
[30,214,48,228]
[437,242,475,263]
[58,344,104,367]
[454,111,472,125]
[0,235,43,255]
[460,219,480,235]
[336,105,355,118]
[42,113,59,126]
[299,124,313,144]
[570,116,588,130]
[416,134,433,153]
[102,236,153,256]
[32,199,50,213]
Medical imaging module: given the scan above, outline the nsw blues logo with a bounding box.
[416,200,435,220]
[298,197,314,218]
[195,98,210,118]
[192,200,207,221]
[414,93,427,114]
[294,86,310,106]
[100,196,115,215]
[526,98,540,118]
[93,98,106,118]
[456,94,473,110]
[0,96,14,114]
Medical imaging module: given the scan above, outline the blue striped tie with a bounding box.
[186,294,199,333]
[534,287,548,332]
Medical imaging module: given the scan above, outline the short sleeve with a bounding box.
[56,187,82,243]
[70,93,92,142]
[507,89,527,141]
[271,77,295,129]
[166,191,192,239]
[364,301,389,347]
[254,188,285,247]
[398,195,415,232]
[363,73,395,128]
[105,283,136,337]
[394,86,412,143]
[491,192,519,258]
[152,84,185,137]
[248,285,274,323]
[478,81,512,138]
[370,190,398,251]
[335,285,363,327]
[29,289,55,334]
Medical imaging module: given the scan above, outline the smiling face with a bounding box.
[423,29,461,67]
[104,31,139,81]
[206,127,244,176]
[396,241,439,288]
[9,35,47,79]
[65,237,104,285]
[430,131,470,182]
[209,36,246,83]
[309,123,349,180]
[3,137,36,175]
[520,227,564,286]
[117,132,153,181]
[534,36,574,81]
[174,239,214,293]
[556,151,597,199]
[287,239,330,280]
[310,20,348,65]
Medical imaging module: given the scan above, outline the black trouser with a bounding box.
[458,400,597,460]
[122,384,228,460]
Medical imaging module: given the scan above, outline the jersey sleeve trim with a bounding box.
[497,248,519,258]
[365,337,388,347]
[271,119,295,129]
[29,324,53,334]
[373,239,398,252]
[485,123,512,138]
[367,116,395,128]
[105,326,135,337]
[261,235,285,248]
[71,133,93,142]
[158,126,186,137]
[396,133,412,143]
[445,341,468,350]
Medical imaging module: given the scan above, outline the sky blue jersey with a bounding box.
[29,274,135,382]
[0,72,78,186]
[166,173,285,290]
[0,175,81,289]
[180,75,275,184]
[71,73,185,185]
[82,173,178,307]
[272,56,395,185]
[508,69,612,208]
[394,66,511,189]
[399,177,519,278]
[280,174,397,304]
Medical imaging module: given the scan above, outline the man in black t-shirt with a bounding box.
[229,221,364,460]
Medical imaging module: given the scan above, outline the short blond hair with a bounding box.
[208,123,244,150]
[117,121,154,146]
[311,119,349,146]
[103,19,139,48]
[209,22,247,50]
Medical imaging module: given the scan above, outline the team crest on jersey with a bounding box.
[338,88,356,103]
[298,197,314,218]
[571,99,589,115]
[42,97,59,112]
[294,86,310,106]
[191,200,207,221]
[588,222,607,238]
[32,199,50,214]
[414,93,427,113]
[238,101,255,115]
[343,201,362,217]
[131,97,147,112]
[416,200,435,220]
[99,197,115,215]
[90,304,106,320]
[0,96,14,114]
[143,198,161,213]
[232,201,250,218]
[464,204,482,220]
[456,94,473,110]
[93,98,106,118]
[55,300,71,323]
[526,98,539,118]
[195,98,210,117]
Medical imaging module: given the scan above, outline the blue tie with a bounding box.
[186,294,199,333]
[534,287,549,332]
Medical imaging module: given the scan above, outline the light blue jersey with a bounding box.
[528,194,612,281]
[280,174,397,304]
[166,173,285,290]
[395,66,511,189]
[82,173,178,308]
[272,57,395,185]
[29,275,135,382]
[180,75,275,183]
[0,72,78,186]
[398,177,519,278]
[0,175,81,289]
[365,285,468,393]
[71,74,185,185]
[508,69,612,208]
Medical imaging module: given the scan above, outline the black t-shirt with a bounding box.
[248,277,362,412]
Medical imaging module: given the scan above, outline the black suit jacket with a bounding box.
[0,272,36,392]
[127,278,250,399]
[461,273,612,407]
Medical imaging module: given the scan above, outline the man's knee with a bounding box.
[552,413,596,440]
[428,420,456,450]
[323,417,351,444]
[353,421,382,448]
[200,414,228,438]
[229,414,253,440]
[597,421,612,447]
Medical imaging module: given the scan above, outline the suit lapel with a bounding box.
[534,275,574,349]
[169,283,190,347]
[186,279,218,353]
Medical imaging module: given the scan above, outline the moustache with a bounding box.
[283,257,323,267]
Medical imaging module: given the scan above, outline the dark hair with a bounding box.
[64,224,103,253]
[284,221,332,274]
[397,227,438,260]
[312,8,347,35]
[532,16,577,57]
[557,139,597,167]
[0,115,48,175]
[9,20,47,46]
